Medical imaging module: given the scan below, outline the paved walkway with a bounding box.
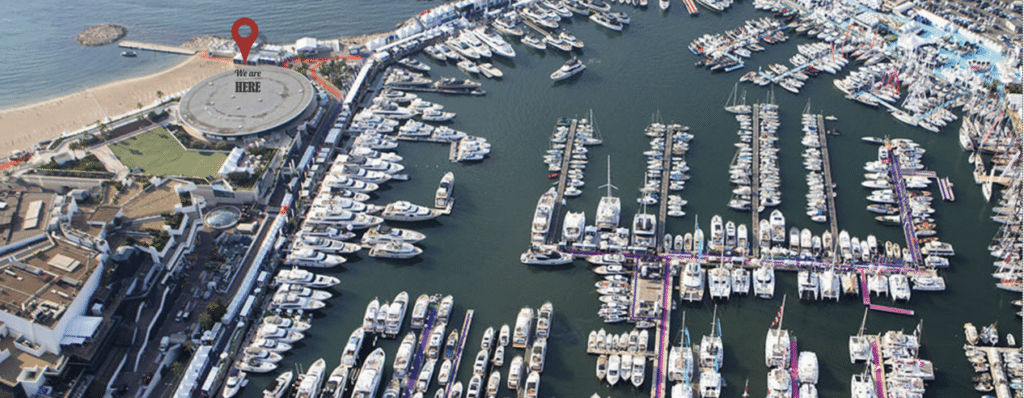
[91,145,130,180]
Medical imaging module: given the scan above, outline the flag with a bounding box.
[769,300,785,329]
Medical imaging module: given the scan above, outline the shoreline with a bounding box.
[0,31,393,154]
[0,55,237,157]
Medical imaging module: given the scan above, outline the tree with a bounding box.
[214,141,230,151]
[156,90,164,102]
[170,361,186,377]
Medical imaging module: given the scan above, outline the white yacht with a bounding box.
[382,201,443,222]
[708,266,732,300]
[283,249,346,268]
[766,368,792,398]
[362,225,426,245]
[270,294,325,311]
[513,307,533,348]
[293,235,361,254]
[391,332,414,377]
[531,188,558,242]
[528,337,548,372]
[262,371,293,398]
[753,262,775,299]
[363,300,379,333]
[368,241,423,259]
[798,351,819,384]
[680,260,705,302]
[536,302,554,338]
[563,211,586,242]
[732,267,750,295]
[607,353,621,385]
[352,348,385,398]
[274,268,340,289]
[550,57,587,80]
[797,270,820,301]
[507,356,525,389]
[521,245,573,265]
[294,358,326,398]
[306,207,384,229]
[385,292,408,337]
[321,175,379,193]
[222,368,247,398]
[435,172,455,208]
[341,328,365,368]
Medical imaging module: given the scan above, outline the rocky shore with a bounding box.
[77,25,127,46]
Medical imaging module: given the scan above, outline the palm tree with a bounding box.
[155,90,164,102]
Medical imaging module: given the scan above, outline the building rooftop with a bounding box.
[0,192,55,250]
[0,242,101,327]
[178,66,315,137]
[0,336,62,388]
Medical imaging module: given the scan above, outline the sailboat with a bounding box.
[742,379,749,398]
[596,155,621,230]
[698,305,723,398]
[765,295,790,369]
[725,83,751,114]
[848,307,870,363]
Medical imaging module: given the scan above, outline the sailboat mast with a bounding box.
[858,307,868,336]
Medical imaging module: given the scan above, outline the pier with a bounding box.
[404,302,439,397]
[816,115,840,257]
[445,309,474,395]
[651,262,674,398]
[549,118,580,244]
[656,124,675,252]
[884,142,922,266]
[938,177,955,201]
[868,337,888,398]
[682,0,700,15]
[751,104,762,258]
[117,40,197,55]
[790,338,800,397]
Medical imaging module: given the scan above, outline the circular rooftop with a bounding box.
[179,66,315,138]
[205,206,241,229]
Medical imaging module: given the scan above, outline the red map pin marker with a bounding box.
[232,18,258,63]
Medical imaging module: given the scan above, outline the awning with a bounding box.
[59,316,103,345]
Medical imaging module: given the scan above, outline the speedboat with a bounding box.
[262,371,293,398]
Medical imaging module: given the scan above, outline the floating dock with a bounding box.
[790,338,800,397]
[938,177,955,201]
[884,142,923,266]
[404,301,439,397]
[816,115,840,255]
[751,104,762,258]
[682,0,700,15]
[445,309,474,395]
[118,40,197,55]
[651,266,673,398]
[868,337,888,398]
[656,124,675,252]
[549,118,580,244]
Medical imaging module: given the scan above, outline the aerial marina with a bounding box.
[1,0,1019,396]
[198,0,1016,395]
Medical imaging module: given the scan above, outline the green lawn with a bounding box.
[110,127,227,178]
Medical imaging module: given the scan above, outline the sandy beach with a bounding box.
[0,55,237,158]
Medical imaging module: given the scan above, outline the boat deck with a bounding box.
[816,114,840,255]
[444,309,474,395]
[550,118,580,244]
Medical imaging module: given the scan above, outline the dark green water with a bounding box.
[240,4,1020,398]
